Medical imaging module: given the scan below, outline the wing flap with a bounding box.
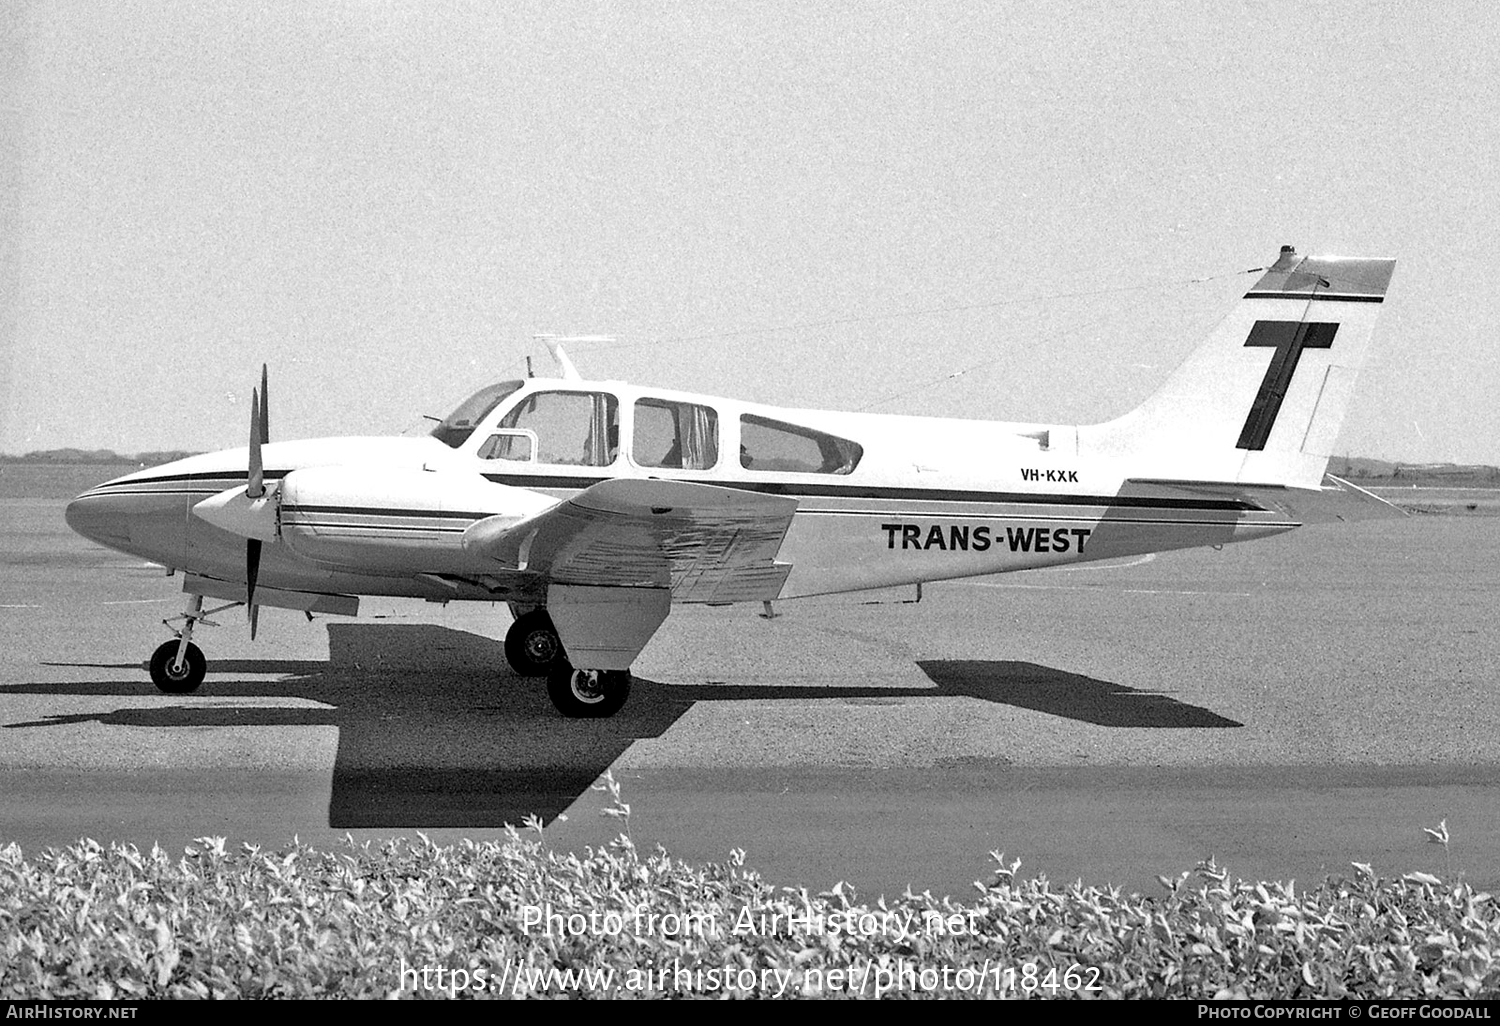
[462,479,799,601]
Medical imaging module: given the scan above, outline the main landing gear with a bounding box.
[504,607,634,719]
[504,609,568,677]
[546,668,632,719]
[147,593,241,694]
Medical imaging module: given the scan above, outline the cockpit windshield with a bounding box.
[429,380,525,449]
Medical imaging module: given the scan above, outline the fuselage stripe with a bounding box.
[279,510,1253,531]
[478,474,1260,511]
[77,488,220,499]
[282,522,467,534]
[101,472,1263,514]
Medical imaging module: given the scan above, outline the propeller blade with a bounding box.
[259,364,270,444]
[246,368,269,639]
[246,537,261,637]
[243,367,269,640]
[247,387,264,499]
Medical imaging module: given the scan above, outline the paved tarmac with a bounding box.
[3,478,1499,898]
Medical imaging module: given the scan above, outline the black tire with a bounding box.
[546,668,631,718]
[149,640,206,694]
[505,610,567,677]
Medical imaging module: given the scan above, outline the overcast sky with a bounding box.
[4,1,1498,462]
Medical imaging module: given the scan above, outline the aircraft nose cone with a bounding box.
[65,492,133,550]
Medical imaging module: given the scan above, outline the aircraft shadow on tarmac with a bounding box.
[915,660,1244,729]
[19,624,1240,829]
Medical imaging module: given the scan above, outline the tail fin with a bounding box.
[1081,246,1396,489]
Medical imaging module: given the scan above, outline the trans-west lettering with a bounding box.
[1020,468,1080,483]
[881,522,1089,554]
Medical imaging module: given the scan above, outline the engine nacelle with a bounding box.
[277,466,553,574]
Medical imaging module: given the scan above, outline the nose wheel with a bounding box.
[149,640,206,694]
[148,593,239,694]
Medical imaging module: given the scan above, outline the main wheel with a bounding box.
[505,610,567,677]
[149,640,206,694]
[546,667,631,718]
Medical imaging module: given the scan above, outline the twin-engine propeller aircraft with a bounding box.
[67,246,1399,717]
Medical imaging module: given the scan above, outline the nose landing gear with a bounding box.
[148,593,240,694]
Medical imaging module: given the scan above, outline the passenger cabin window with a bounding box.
[739,415,862,475]
[476,431,533,462]
[633,399,719,470]
[430,380,524,448]
[494,390,619,466]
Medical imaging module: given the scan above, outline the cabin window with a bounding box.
[739,415,863,475]
[633,399,719,470]
[430,380,524,448]
[497,391,619,466]
[477,430,535,462]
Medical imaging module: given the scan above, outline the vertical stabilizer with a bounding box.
[1079,246,1396,489]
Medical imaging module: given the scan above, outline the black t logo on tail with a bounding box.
[1236,320,1339,451]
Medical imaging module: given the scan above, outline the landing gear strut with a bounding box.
[148,593,238,694]
[504,609,567,677]
[546,667,632,719]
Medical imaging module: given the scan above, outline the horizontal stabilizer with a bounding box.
[1122,474,1406,524]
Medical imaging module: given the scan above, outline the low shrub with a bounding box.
[3,780,1497,999]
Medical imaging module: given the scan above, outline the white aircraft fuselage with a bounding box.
[67,391,1297,605]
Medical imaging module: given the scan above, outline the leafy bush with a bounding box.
[3,779,1499,999]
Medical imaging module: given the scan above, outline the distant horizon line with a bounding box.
[2,447,1496,475]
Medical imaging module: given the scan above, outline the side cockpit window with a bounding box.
[430,380,524,449]
[494,390,619,466]
[739,415,862,475]
[633,399,719,470]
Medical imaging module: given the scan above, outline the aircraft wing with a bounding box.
[1122,473,1407,524]
[461,479,799,603]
